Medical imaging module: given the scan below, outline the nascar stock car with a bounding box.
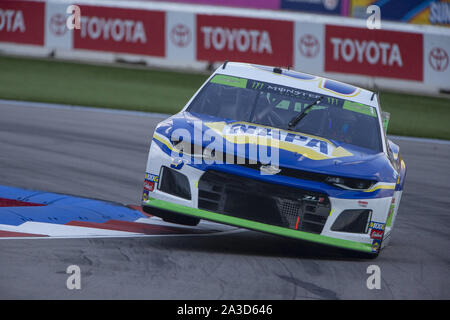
[141,62,406,257]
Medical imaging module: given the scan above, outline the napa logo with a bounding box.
[204,121,353,160]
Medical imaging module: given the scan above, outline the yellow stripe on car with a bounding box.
[363,183,396,193]
[153,133,176,151]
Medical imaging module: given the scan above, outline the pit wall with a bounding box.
[1,0,449,95]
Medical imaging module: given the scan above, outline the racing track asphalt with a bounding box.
[0,101,449,299]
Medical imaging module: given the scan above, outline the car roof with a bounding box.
[214,62,378,109]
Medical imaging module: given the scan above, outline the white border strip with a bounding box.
[0,98,170,119]
[0,228,245,240]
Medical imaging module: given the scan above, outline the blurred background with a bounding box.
[0,0,449,139]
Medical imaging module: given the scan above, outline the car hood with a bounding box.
[154,112,396,183]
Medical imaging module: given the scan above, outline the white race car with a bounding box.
[141,62,406,258]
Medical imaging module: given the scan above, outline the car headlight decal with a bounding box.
[325,176,375,190]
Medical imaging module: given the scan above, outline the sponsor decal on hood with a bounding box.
[204,120,353,160]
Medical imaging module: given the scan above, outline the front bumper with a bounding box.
[143,197,374,253]
[143,140,396,254]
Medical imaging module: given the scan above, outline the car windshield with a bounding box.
[187,74,383,153]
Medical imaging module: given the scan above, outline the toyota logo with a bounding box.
[49,14,67,36]
[323,0,339,11]
[298,34,320,58]
[170,24,191,48]
[429,47,449,72]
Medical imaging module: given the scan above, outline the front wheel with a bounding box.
[342,249,379,260]
[142,205,200,226]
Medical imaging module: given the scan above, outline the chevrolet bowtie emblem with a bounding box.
[260,164,281,175]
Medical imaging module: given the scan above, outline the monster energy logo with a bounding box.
[327,97,339,105]
[251,81,264,89]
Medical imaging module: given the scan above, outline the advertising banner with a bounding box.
[325,25,423,81]
[73,5,166,57]
[424,33,450,89]
[350,0,450,27]
[196,14,293,66]
[45,1,73,50]
[156,0,280,9]
[0,0,45,45]
[166,11,196,61]
[294,22,325,74]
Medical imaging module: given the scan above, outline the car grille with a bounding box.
[238,163,376,189]
[198,171,331,234]
[239,163,328,183]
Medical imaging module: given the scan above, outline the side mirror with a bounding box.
[387,139,400,165]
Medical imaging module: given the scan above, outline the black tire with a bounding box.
[343,249,379,260]
[142,205,200,226]
[162,214,200,226]
[354,251,379,260]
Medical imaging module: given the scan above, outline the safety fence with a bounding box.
[1,0,449,94]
